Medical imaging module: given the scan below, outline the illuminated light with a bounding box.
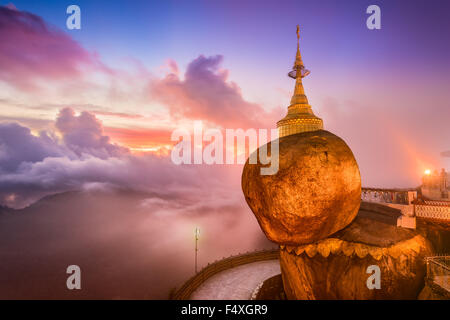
[194,227,200,239]
[194,227,200,274]
[424,169,431,175]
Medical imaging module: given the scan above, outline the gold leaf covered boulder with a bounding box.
[242,130,361,245]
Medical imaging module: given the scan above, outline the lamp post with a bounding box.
[194,227,200,274]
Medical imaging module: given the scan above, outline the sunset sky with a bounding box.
[1,0,450,208]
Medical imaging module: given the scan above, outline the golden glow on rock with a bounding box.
[280,235,429,261]
[241,130,361,245]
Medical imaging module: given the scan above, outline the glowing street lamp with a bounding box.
[194,227,200,274]
[424,169,431,175]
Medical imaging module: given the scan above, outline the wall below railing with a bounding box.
[361,187,450,227]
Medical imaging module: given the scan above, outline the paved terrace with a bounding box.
[190,260,280,300]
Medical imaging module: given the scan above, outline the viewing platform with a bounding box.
[361,187,450,229]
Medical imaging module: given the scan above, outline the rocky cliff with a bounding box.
[279,214,434,299]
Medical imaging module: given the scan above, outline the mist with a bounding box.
[0,189,272,299]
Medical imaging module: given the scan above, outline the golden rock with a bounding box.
[241,129,361,245]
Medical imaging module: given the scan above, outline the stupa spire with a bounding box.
[277,25,323,138]
[295,25,304,68]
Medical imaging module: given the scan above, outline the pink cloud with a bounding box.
[150,55,283,129]
[0,5,103,90]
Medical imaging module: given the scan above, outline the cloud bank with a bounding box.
[0,108,247,209]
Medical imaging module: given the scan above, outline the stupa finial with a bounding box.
[290,25,308,79]
[294,25,303,70]
[276,25,323,137]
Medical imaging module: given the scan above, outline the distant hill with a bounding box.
[0,204,13,215]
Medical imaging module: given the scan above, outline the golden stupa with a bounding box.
[277,26,323,137]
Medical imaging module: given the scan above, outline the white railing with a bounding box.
[416,205,450,221]
[426,256,450,292]
[423,200,450,207]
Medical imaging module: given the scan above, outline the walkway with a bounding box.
[190,260,280,300]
